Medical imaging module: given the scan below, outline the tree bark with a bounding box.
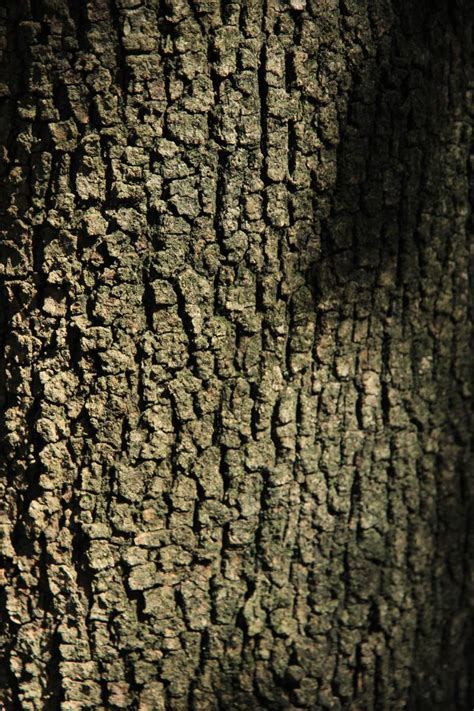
[0,0,472,709]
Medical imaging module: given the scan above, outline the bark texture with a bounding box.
[0,0,473,709]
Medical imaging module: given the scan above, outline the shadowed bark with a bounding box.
[0,0,472,709]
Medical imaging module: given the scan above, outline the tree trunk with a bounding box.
[0,0,472,709]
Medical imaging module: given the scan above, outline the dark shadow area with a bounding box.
[305,0,473,708]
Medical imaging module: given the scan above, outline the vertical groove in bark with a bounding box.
[0,0,472,709]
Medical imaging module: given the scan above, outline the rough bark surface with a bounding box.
[0,0,472,709]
